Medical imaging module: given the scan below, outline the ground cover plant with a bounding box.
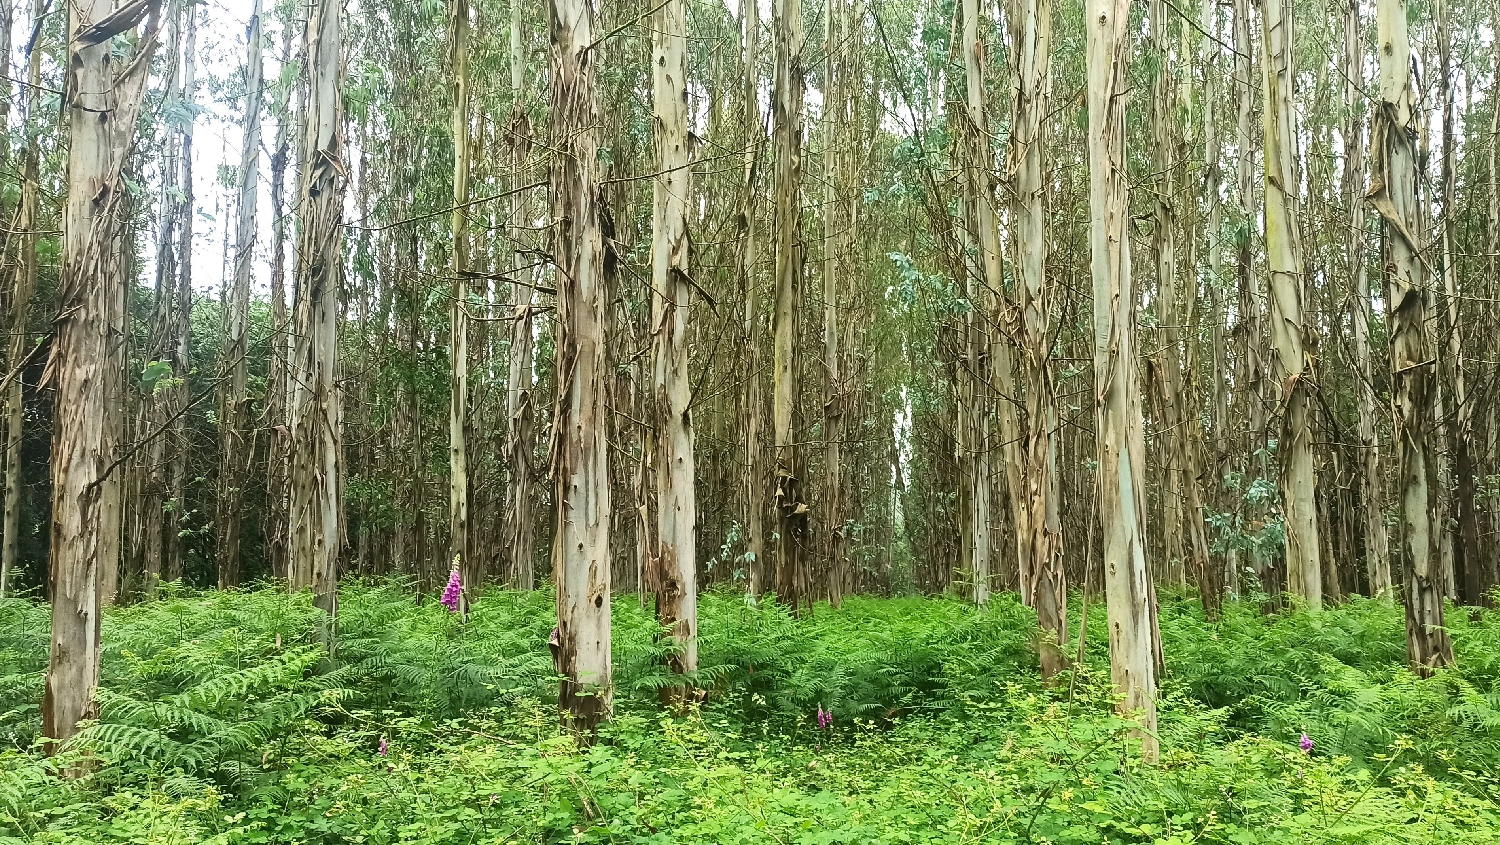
[3,583,1499,844]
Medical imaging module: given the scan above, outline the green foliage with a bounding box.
[3,585,1500,843]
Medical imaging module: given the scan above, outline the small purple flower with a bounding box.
[440,569,462,612]
[1299,732,1313,754]
[378,737,388,756]
[816,705,831,730]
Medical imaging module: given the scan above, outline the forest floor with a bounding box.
[3,582,1500,844]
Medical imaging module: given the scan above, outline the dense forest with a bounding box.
[2,0,1500,839]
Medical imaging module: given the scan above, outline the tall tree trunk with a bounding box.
[1233,0,1268,594]
[1260,0,1321,609]
[1085,0,1158,761]
[1435,0,1481,606]
[1371,0,1452,673]
[649,0,697,693]
[450,0,473,600]
[1201,0,1233,601]
[289,0,344,633]
[162,7,197,591]
[771,0,807,611]
[549,0,612,732]
[264,16,297,584]
[1007,0,1065,671]
[739,0,765,597]
[822,0,845,607]
[45,0,159,748]
[218,0,262,590]
[1343,0,1389,598]
[505,0,536,590]
[1,0,40,599]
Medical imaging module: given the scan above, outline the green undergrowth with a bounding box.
[1,581,1499,843]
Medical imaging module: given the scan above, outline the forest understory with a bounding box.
[4,582,1500,844]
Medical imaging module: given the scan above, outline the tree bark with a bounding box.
[1007,0,1065,672]
[1085,0,1158,761]
[450,0,473,600]
[216,0,262,590]
[649,0,697,695]
[1371,0,1452,673]
[288,0,344,633]
[1260,0,1321,609]
[1342,0,1390,599]
[1,0,41,599]
[505,0,536,590]
[549,0,612,732]
[772,0,807,611]
[45,0,159,748]
[738,0,765,597]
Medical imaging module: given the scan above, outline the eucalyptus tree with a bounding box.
[649,0,697,688]
[772,0,807,610]
[449,0,473,598]
[549,0,612,731]
[45,0,161,747]
[1371,0,1451,672]
[737,0,765,597]
[1008,0,1064,671]
[505,0,538,590]
[1,0,44,599]
[1085,0,1158,761]
[957,0,997,607]
[288,0,345,626]
[216,0,265,589]
[1260,0,1320,608]
[1342,0,1390,598]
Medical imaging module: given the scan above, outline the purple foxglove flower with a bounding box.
[1299,733,1313,754]
[378,737,388,756]
[440,569,462,612]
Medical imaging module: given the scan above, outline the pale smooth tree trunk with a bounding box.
[264,18,297,584]
[450,0,472,598]
[1201,0,1233,602]
[821,0,844,606]
[772,0,807,611]
[505,0,536,590]
[162,6,197,591]
[1260,0,1321,608]
[1371,0,1451,673]
[45,0,159,748]
[1233,0,1268,592]
[1,0,40,598]
[1007,0,1065,673]
[216,0,263,590]
[1436,0,1482,606]
[288,0,344,631]
[1342,0,1390,598]
[649,0,697,691]
[549,0,612,731]
[959,0,1024,606]
[1085,0,1159,761]
[958,0,992,607]
[738,0,764,597]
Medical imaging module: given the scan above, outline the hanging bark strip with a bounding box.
[1370,0,1451,674]
[549,0,612,732]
